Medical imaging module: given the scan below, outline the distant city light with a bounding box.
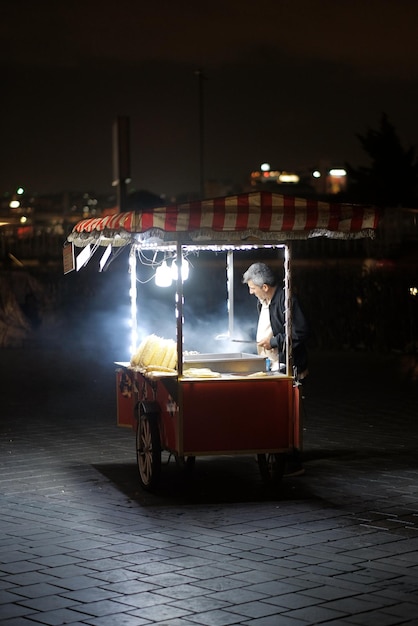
[410,287,418,297]
[16,187,24,195]
[329,168,347,177]
[312,170,321,178]
[278,173,300,183]
[9,200,20,208]
[260,163,270,172]
[20,216,28,224]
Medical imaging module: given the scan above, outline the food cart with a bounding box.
[66,191,379,490]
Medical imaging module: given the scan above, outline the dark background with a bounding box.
[1,1,418,199]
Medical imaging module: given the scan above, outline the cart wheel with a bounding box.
[136,413,161,490]
[257,453,286,487]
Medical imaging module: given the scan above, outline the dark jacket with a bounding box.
[257,287,309,373]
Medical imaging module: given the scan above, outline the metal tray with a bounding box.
[183,352,266,374]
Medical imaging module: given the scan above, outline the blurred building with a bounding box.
[0,189,117,238]
[249,162,348,197]
[0,189,117,267]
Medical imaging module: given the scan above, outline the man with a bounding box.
[242,262,309,476]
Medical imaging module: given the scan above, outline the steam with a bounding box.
[62,249,263,362]
[133,293,256,355]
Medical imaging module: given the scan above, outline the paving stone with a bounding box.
[280,605,347,623]
[7,582,70,600]
[130,603,191,622]
[241,617,311,626]
[16,593,79,611]
[75,598,137,617]
[96,579,157,596]
[84,616,150,626]
[178,607,244,625]
[0,588,30,604]
[20,606,93,624]
[228,601,282,619]
[191,577,250,592]
[345,612,412,626]
[206,589,268,604]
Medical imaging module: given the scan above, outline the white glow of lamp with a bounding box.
[155,260,173,287]
[171,257,189,281]
[181,258,190,281]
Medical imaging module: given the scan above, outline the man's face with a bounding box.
[247,279,267,301]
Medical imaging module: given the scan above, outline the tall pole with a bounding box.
[195,70,206,199]
[112,116,131,213]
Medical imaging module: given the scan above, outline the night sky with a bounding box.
[2,0,418,199]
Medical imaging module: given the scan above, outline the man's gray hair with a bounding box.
[242,263,277,287]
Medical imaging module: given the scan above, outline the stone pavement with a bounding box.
[1,345,418,626]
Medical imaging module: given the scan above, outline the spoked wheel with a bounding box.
[136,412,161,490]
[257,453,286,488]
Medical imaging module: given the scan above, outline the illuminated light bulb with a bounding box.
[181,258,189,280]
[312,170,321,178]
[329,168,347,177]
[155,261,172,287]
[171,260,178,280]
[170,258,189,281]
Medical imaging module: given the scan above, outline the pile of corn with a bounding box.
[130,334,177,371]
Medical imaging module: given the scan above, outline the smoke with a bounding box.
[61,248,270,362]
[133,290,256,355]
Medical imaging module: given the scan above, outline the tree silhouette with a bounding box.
[347,113,418,207]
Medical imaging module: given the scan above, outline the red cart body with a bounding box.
[117,367,299,455]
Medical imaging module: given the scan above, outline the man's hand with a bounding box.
[257,337,272,350]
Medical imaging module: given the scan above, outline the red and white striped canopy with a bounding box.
[68,192,379,247]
